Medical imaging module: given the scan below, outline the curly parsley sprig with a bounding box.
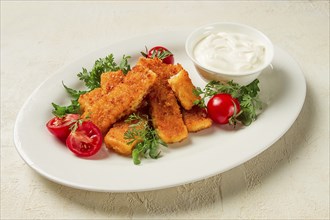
[193,79,262,126]
[77,54,131,91]
[124,113,167,165]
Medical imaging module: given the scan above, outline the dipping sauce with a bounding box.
[193,32,266,73]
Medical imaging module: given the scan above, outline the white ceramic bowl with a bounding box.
[186,22,274,85]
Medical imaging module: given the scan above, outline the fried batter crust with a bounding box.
[104,119,136,156]
[182,106,212,132]
[82,65,157,134]
[168,69,200,110]
[138,57,188,143]
[78,88,103,112]
[100,70,125,94]
[104,109,148,156]
[78,70,125,112]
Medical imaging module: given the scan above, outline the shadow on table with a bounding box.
[41,82,313,218]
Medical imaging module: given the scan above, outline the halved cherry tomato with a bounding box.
[207,94,241,125]
[46,114,80,141]
[147,46,174,64]
[66,121,102,157]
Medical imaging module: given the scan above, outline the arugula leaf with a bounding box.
[124,113,167,165]
[194,79,262,126]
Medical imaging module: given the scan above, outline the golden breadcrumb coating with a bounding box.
[78,88,103,112]
[168,69,200,110]
[78,70,125,112]
[104,107,148,156]
[182,106,212,132]
[82,65,157,134]
[100,70,125,94]
[137,57,188,143]
[103,119,137,156]
[137,57,182,79]
[104,120,133,156]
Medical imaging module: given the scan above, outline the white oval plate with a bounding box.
[14,31,306,192]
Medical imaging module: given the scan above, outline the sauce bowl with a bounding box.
[185,22,274,85]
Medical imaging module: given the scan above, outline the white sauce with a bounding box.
[193,32,266,73]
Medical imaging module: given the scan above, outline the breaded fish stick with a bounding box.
[78,70,125,112]
[148,86,188,143]
[104,119,136,156]
[104,112,147,156]
[101,70,125,94]
[104,119,132,155]
[78,88,103,112]
[137,57,182,79]
[137,58,188,143]
[168,69,200,110]
[182,106,212,132]
[82,65,157,134]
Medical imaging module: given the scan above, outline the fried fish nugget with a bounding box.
[78,70,125,113]
[78,88,103,112]
[104,120,132,156]
[101,70,125,94]
[168,69,200,110]
[138,59,188,143]
[82,65,157,134]
[137,57,182,79]
[148,85,188,143]
[104,113,147,156]
[104,120,134,156]
[182,106,212,132]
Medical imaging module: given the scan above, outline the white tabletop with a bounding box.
[1,1,329,219]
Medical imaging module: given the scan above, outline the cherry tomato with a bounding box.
[46,114,80,141]
[207,94,241,125]
[66,121,102,157]
[148,46,174,64]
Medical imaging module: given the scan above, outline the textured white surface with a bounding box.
[1,1,329,219]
